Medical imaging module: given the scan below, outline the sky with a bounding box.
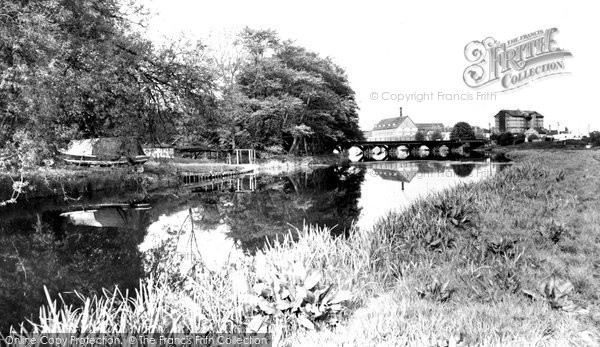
[144,0,600,134]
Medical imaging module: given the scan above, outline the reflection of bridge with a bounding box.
[338,140,485,162]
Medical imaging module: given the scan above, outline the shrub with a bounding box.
[589,131,600,146]
[497,132,514,146]
[514,133,525,144]
[431,130,444,141]
[1,130,54,171]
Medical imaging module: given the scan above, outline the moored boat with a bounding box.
[59,137,150,166]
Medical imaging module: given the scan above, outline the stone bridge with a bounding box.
[337,140,485,162]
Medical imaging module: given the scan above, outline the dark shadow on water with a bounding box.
[0,209,149,332]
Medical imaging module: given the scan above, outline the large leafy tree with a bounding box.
[234,28,362,154]
[450,122,476,141]
[0,0,217,164]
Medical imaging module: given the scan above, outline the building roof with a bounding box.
[373,116,410,130]
[495,109,544,118]
[415,123,444,131]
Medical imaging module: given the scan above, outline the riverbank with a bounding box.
[288,148,600,345]
[0,155,343,202]
[478,140,595,158]
[0,166,178,203]
[8,149,600,345]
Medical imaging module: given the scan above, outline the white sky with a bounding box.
[144,0,600,133]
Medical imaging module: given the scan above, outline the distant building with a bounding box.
[494,110,544,133]
[415,123,444,140]
[368,107,418,141]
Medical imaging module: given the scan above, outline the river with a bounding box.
[0,158,510,332]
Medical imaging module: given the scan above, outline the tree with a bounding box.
[514,133,525,144]
[415,131,426,141]
[589,131,600,146]
[431,130,444,141]
[1,0,217,159]
[235,28,362,154]
[497,132,514,146]
[450,122,476,141]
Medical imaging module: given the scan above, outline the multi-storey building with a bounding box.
[494,110,544,133]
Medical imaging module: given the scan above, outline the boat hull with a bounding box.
[60,152,149,166]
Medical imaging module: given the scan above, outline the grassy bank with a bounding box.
[289,149,600,346]
[7,149,600,345]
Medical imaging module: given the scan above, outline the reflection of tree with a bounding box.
[0,210,150,332]
[417,162,446,174]
[452,164,476,177]
[223,167,365,253]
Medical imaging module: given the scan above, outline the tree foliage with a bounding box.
[589,131,600,146]
[497,132,514,146]
[1,0,216,162]
[1,6,362,163]
[431,130,444,141]
[230,28,362,154]
[450,122,475,141]
[415,131,426,141]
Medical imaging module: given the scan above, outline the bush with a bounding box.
[1,131,54,172]
[527,134,539,142]
[590,131,600,146]
[430,130,444,141]
[514,134,525,145]
[261,145,286,159]
[497,132,514,146]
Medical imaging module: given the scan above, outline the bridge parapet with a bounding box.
[340,140,485,162]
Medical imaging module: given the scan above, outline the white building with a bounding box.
[368,108,418,141]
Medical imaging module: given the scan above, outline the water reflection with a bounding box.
[356,160,507,229]
[0,160,509,331]
[0,208,149,333]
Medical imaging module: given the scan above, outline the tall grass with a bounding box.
[7,150,600,346]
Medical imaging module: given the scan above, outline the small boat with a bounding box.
[59,137,150,166]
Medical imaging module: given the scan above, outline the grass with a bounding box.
[6,149,600,346]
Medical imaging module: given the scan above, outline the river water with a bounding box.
[0,158,510,332]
